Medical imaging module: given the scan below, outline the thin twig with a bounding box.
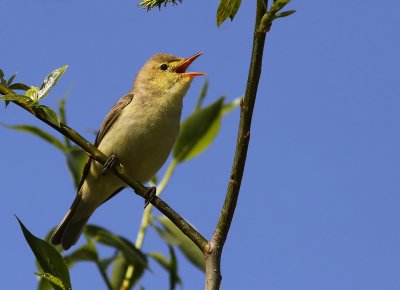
[0,84,208,253]
[205,0,269,289]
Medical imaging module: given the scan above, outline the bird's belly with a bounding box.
[98,112,179,182]
[80,101,181,206]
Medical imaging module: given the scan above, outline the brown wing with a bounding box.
[94,93,134,146]
[76,93,134,191]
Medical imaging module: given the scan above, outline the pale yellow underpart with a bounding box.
[79,75,192,214]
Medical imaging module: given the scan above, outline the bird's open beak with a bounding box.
[174,52,205,78]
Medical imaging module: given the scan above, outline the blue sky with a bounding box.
[1,0,400,289]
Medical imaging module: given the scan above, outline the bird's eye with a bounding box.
[160,64,168,71]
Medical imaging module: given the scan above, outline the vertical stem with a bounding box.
[121,160,178,289]
[206,0,268,289]
[135,159,178,249]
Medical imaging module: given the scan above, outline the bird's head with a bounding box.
[133,52,204,101]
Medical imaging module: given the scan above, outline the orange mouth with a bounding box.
[174,52,205,78]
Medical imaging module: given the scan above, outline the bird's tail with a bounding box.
[51,193,92,250]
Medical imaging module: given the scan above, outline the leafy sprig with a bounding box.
[0,66,67,127]
[138,0,182,10]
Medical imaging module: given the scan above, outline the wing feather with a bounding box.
[95,93,134,146]
[77,93,134,190]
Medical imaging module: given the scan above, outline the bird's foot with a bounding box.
[102,154,120,175]
[144,186,157,208]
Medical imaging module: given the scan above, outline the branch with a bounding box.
[0,84,208,253]
[206,0,269,288]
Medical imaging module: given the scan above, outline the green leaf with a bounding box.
[270,0,291,14]
[157,216,205,271]
[148,252,169,270]
[37,276,53,290]
[1,73,6,85]
[152,224,180,246]
[99,255,116,270]
[35,229,64,290]
[43,227,57,244]
[35,273,66,290]
[65,147,88,189]
[259,0,294,32]
[186,118,221,161]
[110,252,129,289]
[36,105,61,127]
[85,225,148,268]
[58,95,67,125]
[110,252,145,290]
[63,243,98,267]
[85,225,148,289]
[149,248,181,290]
[195,80,208,110]
[58,94,73,148]
[173,97,224,162]
[0,94,32,102]
[0,69,4,81]
[138,0,181,10]
[8,82,30,91]
[16,217,71,290]
[26,86,40,102]
[0,123,67,152]
[43,227,65,255]
[168,246,180,290]
[7,73,17,86]
[216,0,242,27]
[150,174,158,185]
[274,10,296,19]
[222,97,241,116]
[38,65,68,100]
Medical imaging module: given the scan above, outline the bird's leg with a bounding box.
[102,154,120,175]
[143,186,157,208]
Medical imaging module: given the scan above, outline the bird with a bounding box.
[51,52,204,250]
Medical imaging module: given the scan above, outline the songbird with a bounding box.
[51,52,204,250]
